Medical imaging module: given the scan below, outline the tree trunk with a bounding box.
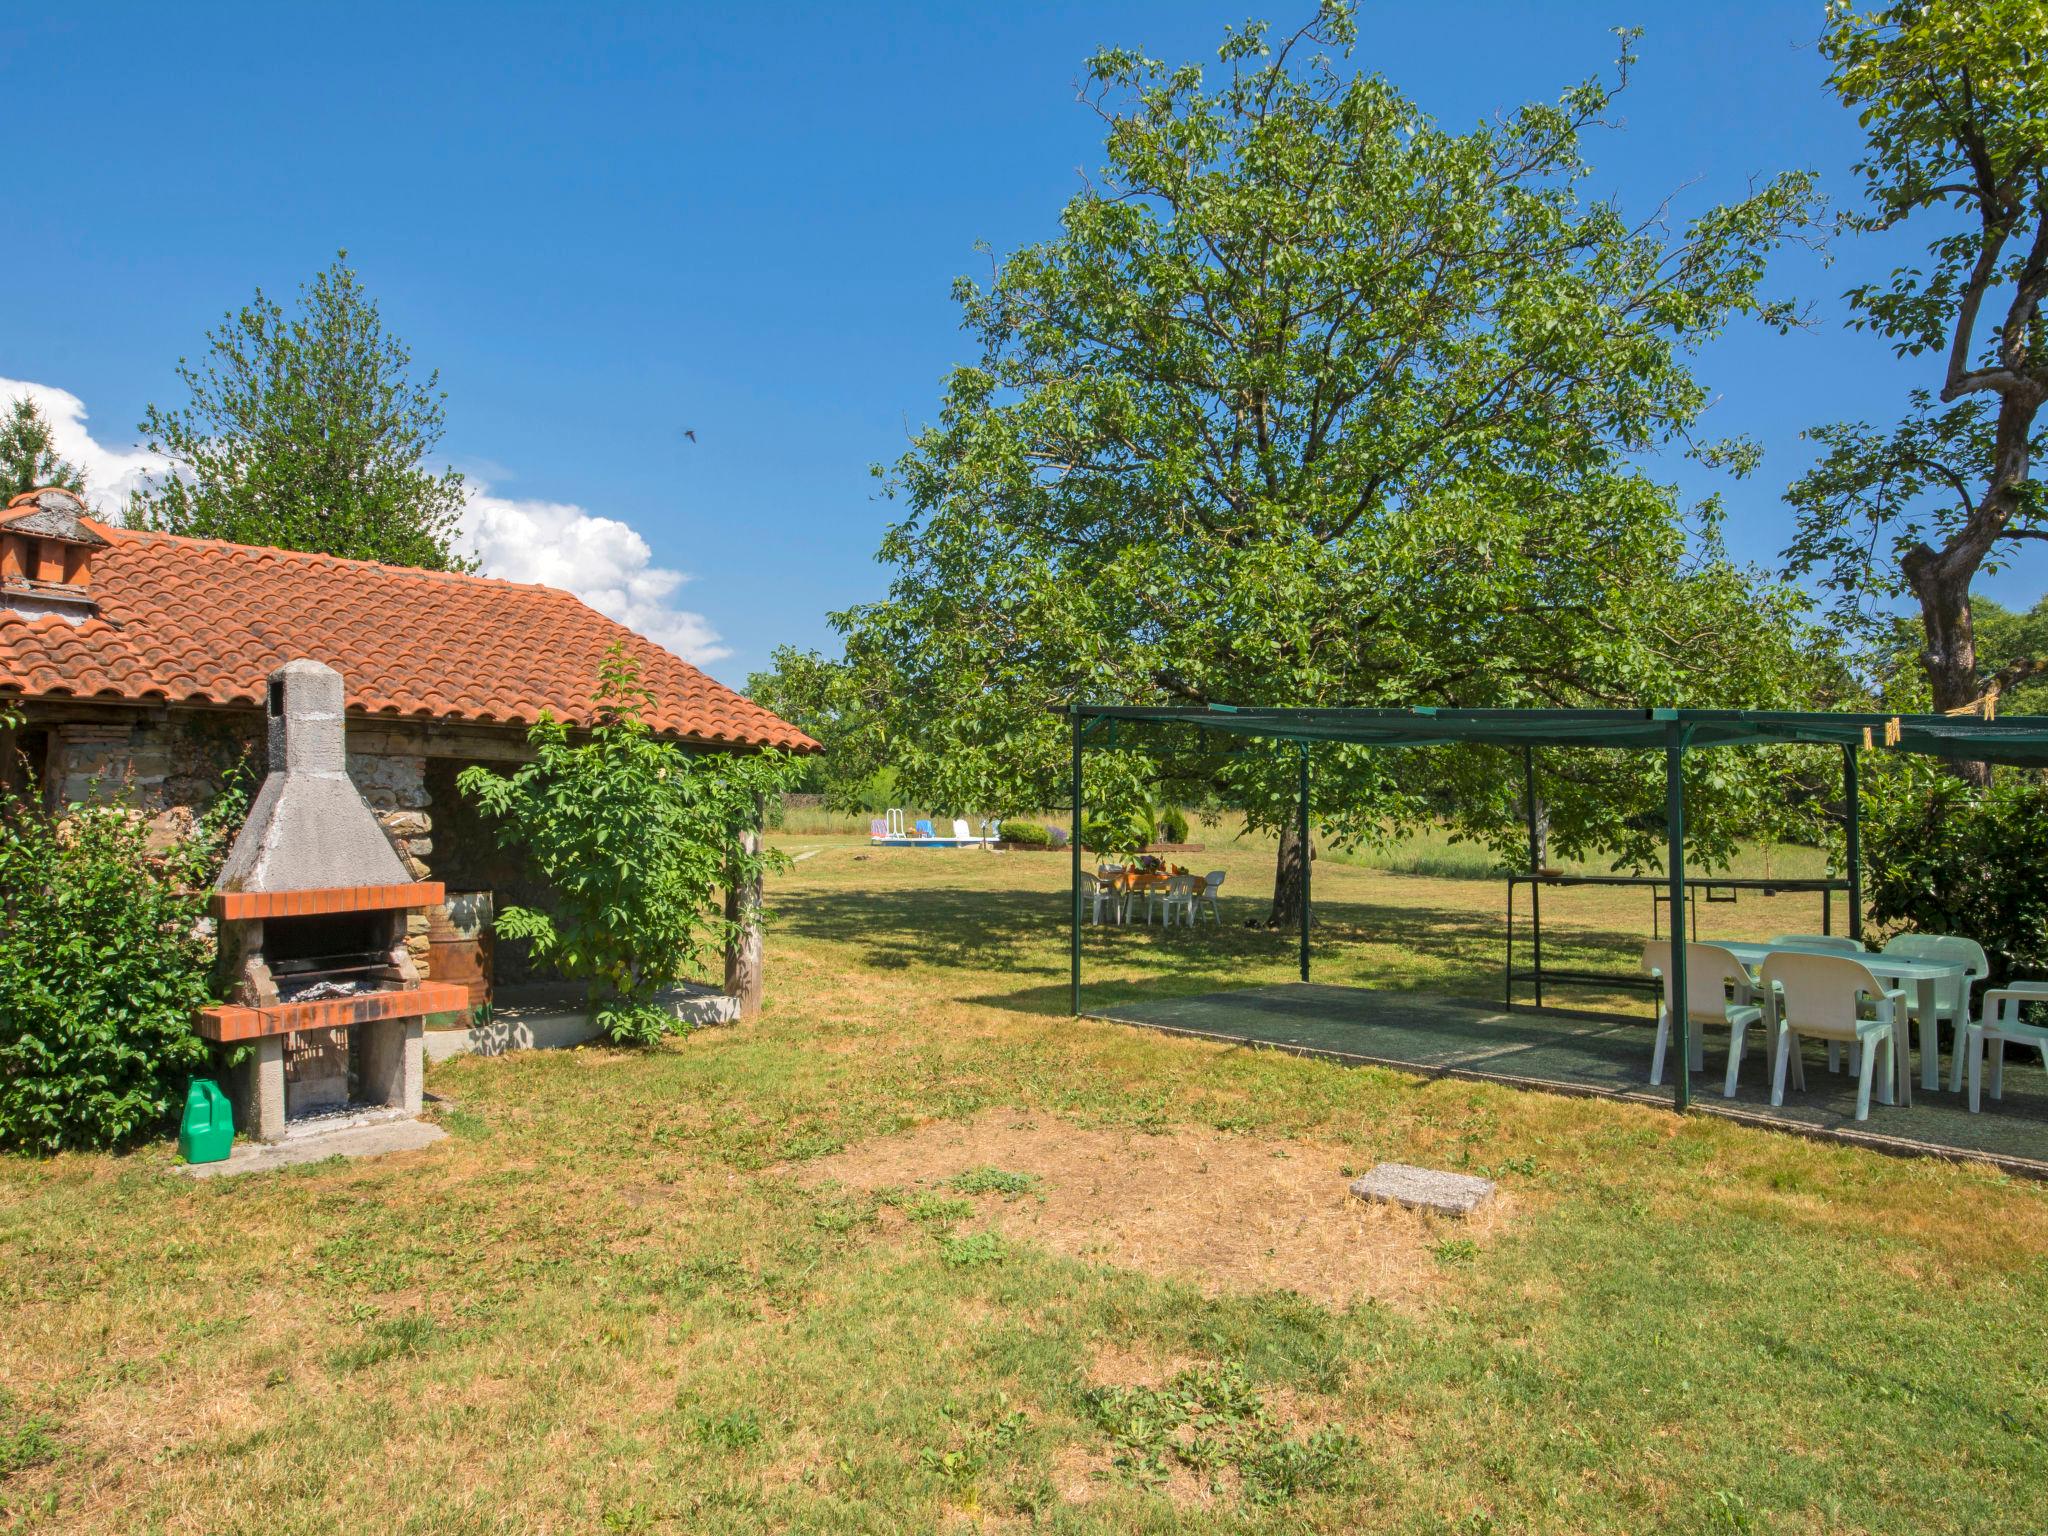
[1905,559,1993,787]
[1900,370,2048,782]
[723,814,765,1019]
[1902,387,2041,787]
[1267,819,1310,928]
[1907,558,1981,712]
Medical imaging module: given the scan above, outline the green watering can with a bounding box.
[178,1079,234,1165]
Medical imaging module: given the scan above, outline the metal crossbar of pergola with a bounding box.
[1067,705,2048,1113]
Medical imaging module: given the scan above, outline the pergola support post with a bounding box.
[1069,706,1083,1016]
[1843,744,1863,945]
[1665,723,1690,1112]
[1524,745,1543,1009]
[1298,744,1311,983]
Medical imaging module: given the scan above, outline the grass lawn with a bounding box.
[3,833,2046,1533]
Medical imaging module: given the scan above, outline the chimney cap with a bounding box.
[2,488,108,548]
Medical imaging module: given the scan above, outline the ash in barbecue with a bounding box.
[280,977,373,1002]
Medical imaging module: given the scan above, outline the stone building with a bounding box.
[0,487,815,1012]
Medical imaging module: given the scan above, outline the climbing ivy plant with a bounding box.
[459,644,799,1044]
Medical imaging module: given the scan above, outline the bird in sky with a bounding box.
[680,428,697,443]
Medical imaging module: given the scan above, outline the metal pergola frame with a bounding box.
[1066,704,2048,1112]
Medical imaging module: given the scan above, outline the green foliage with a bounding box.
[1080,800,1155,857]
[917,1403,1029,1490]
[796,8,1829,882]
[1157,805,1191,844]
[459,643,799,1044]
[684,1408,763,1451]
[996,818,1051,846]
[0,775,246,1154]
[0,396,85,500]
[747,649,896,813]
[1784,1,2048,702]
[934,1230,1008,1267]
[1871,597,2048,713]
[1433,1236,1480,1266]
[326,1313,438,1374]
[1081,1360,1358,1505]
[0,1388,57,1479]
[949,1166,1040,1198]
[1823,0,2048,355]
[1863,758,2048,986]
[129,251,473,572]
[897,1192,975,1227]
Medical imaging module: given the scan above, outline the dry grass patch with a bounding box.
[800,1107,1509,1309]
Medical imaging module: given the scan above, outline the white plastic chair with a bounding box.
[1159,873,1200,927]
[1193,870,1226,924]
[1962,983,2048,1112]
[1141,873,1187,926]
[1641,942,1767,1096]
[1767,935,1869,1073]
[1868,935,1987,1092]
[1770,933,1866,952]
[1079,872,1122,925]
[1760,952,1902,1121]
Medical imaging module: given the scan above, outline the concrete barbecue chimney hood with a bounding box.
[199,658,462,1146]
[217,659,412,894]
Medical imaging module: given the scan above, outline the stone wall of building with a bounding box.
[48,711,257,848]
[14,701,765,1003]
[342,733,436,969]
[33,706,453,970]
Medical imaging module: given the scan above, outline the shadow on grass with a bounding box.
[770,885,1651,1019]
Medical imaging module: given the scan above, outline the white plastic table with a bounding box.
[1718,942,1967,1108]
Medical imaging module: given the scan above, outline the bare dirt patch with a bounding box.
[799,1108,1509,1309]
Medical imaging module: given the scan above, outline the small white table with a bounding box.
[1718,942,1967,1109]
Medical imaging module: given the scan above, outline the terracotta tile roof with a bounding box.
[0,522,816,751]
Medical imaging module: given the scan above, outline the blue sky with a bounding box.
[4,2,2041,687]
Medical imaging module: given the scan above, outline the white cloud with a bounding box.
[458,487,729,667]
[0,375,728,669]
[0,376,170,513]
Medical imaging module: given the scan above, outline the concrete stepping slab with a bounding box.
[1348,1162,1495,1217]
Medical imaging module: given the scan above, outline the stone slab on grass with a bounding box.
[1348,1162,1495,1217]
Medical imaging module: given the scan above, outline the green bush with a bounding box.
[998,819,1050,846]
[1157,805,1190,844]
[0,793,237,1153]
[461,643,800,1045]
[1080,802,1155,856]
[1864,762,2048,987]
